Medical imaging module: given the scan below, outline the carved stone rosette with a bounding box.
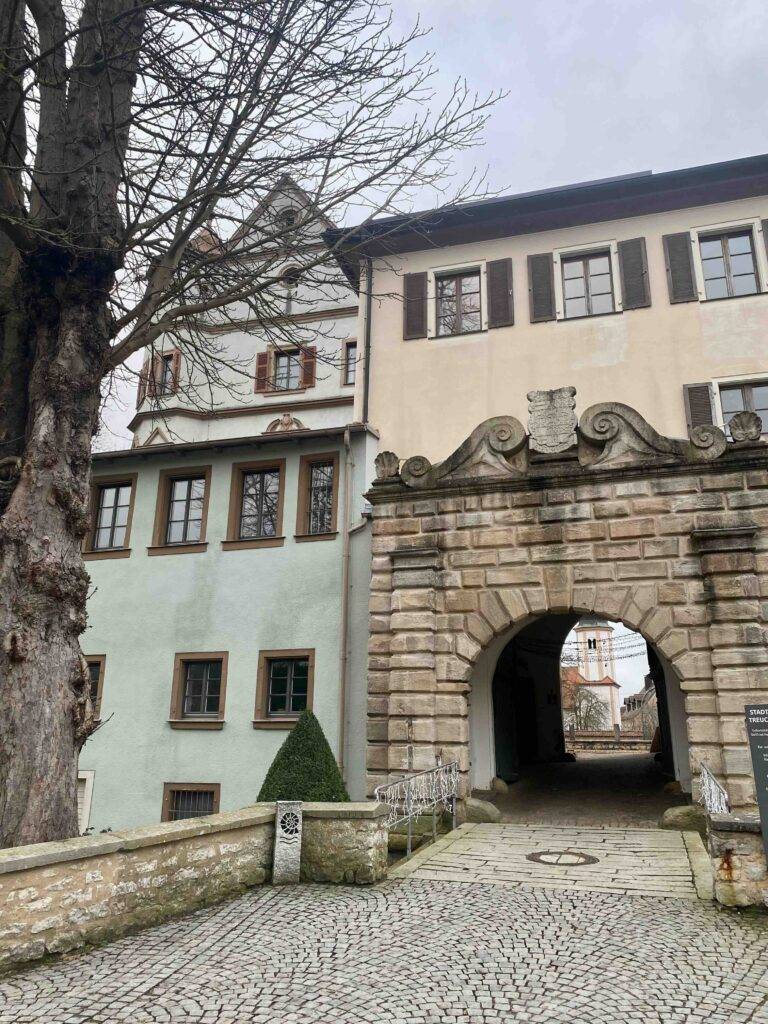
[400,416,527,489]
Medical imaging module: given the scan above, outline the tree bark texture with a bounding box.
[0,251,111,846]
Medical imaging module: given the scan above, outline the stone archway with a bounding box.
[367,395,768,812]
[467,609,690,799]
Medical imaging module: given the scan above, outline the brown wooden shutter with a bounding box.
[617,238,650,309]
[663,233,697,303]
[255,350,270,392]
[402,272,427,340]
[301,346,317,388]
[137,360,150,407]
[487,258,514,328]
[170,349,182,392]
[683,383,715,431]
[527,253,555,322]
[146,355,161,399]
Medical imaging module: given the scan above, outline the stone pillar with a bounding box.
[693,519,767,810]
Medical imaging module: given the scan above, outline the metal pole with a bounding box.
[407,814,412,857]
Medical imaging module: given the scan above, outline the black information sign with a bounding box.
[745,704,768,857]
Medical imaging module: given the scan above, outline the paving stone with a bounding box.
[0,859,767,1023]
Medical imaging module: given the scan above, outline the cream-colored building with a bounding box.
[337,153,768,459]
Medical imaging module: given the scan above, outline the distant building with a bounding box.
[622,673,659,739]
[561,617,622,730]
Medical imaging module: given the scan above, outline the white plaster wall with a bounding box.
[366,195,768,460]
[79,433,371,832]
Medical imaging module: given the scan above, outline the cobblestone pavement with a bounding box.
[1,878,768,1023]
[392,823,707,899]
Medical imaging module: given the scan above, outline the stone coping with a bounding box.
[708,812,762,834]
[0,803,384,874]
[301,802,388,820]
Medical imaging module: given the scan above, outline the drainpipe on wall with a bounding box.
[338,425,353,778]
[362,257,373,426]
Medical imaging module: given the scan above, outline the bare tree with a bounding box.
[564,687,610,732]
[0,0,498,847]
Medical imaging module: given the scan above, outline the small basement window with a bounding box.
[162,783,220,821]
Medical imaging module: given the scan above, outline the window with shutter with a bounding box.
[663,233,697,303]
[487,258,514,328]
[683,383,715,432]
[254,350,270,392]
[301,346,316,388]
[403,272,427,340]
[527,253,556,322]
[617,238,651,309]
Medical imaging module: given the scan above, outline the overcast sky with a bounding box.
[102,0,768,447]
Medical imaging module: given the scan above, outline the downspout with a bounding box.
[338,425,353,778]
[362,256,373,425]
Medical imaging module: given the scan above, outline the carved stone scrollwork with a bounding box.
[578,402,726,469]
[400,416,527,489]
[374,451,400,481]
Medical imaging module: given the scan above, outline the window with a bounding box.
[587,638,597,651]
[138,349,180,405]
[562,252,614,318]
[224,460,285,550]
[162,783,220,822]
[267,657,309,717]
[699,231,759,300]
[275,207,298,230]
[183,661,222,716]
[254,649,315,727]
[169,652,228,728]
[86,656,106,720]
[719,381,768,437]
[274,351,302,390]
[154,353,176,395]
[344,342,357,386]
[240,468,280,538]
[435,269,481,336]
[86,476,137,558]
[282,267,301,314]
[150,466,211,554]
[166,476,205,544]
[296,453,339,539]
[77,771,95,833]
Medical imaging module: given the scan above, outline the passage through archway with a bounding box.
[469,613,691,826]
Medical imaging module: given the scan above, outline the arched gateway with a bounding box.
[367,392,768,811]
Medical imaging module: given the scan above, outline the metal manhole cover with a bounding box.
[526,850,599,866]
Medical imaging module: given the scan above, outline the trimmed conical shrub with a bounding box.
[257,709,349,802]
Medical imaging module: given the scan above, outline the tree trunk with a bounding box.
[0,256,109,847]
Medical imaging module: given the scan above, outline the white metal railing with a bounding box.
[374,761,459,856]
[698,764,731,816]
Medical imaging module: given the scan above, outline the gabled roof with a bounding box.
[229,175,337,250]
[325,152,768,259]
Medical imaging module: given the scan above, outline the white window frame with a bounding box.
[690,217,768,301]
[427,260,487,339]
[711,370,768,433]
[78,770,95,833]
[553,240,623,321]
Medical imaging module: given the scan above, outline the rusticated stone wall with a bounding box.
[367,438,768,813]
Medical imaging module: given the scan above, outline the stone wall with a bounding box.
[367,411,768,812]
[0,802,388,973]
[301,803,388,883]
[708,813,768,907]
